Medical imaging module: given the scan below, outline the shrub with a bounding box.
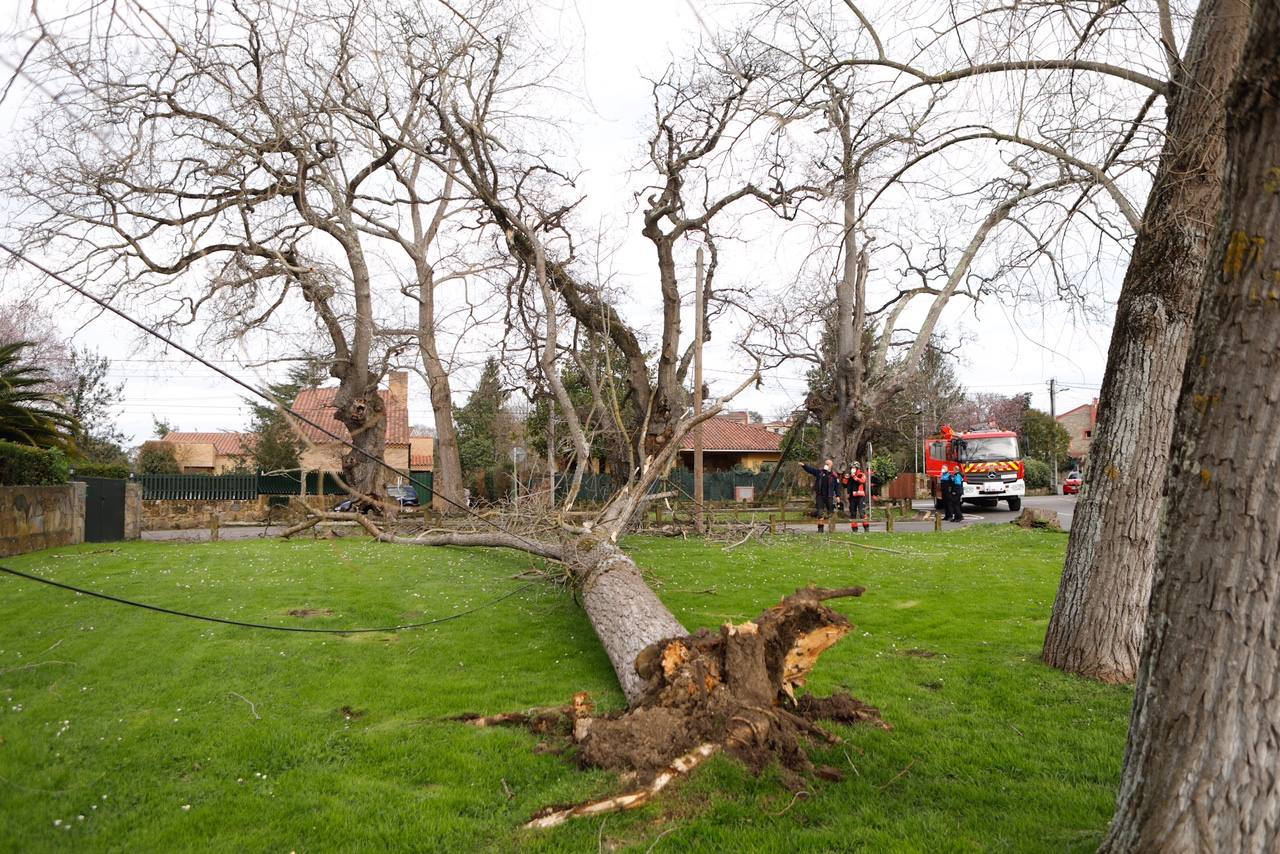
[137,442,181,474]
[0,439,70,485]
[70,460,131,479]
[870,453,900,484]
[1023,458,1052,490]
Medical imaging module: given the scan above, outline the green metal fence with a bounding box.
[140,473,258,500]
[141,471,433,501]
[140,468,783,504]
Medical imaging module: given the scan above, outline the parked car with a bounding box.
[386,484,420,508]
[332,498,370,514]
[334,485,420,513]
[1063,471,1083,495]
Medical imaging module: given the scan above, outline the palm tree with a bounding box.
[0,341,78,448]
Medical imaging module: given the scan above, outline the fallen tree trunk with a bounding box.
[565,536,689,703]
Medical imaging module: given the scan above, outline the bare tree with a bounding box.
[1098,1,1279,845]
[748,1,1144,465]
[1042,0,1252,683]
[6,1,485,501]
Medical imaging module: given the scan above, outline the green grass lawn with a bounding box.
[0,527,1131,852]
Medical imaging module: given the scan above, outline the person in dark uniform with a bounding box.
[940,465,956,521]
[801,458,840,533]
[947,467,966,522]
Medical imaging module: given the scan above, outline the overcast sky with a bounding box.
[0,0,1121,445]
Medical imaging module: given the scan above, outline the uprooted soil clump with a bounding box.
[459,586,887,828]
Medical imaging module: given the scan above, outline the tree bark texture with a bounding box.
[1042,0,1251,683]
[333,374,388,502]
[1099,6,1279,847]
[566,536,690,704]
[418,290,465,514]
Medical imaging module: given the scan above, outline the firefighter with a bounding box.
[847,463,870,532]
[801,458,840,533]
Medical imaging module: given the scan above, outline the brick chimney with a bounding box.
[388,371,408,404]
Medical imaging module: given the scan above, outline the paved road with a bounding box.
[141,495,1079,541]
[780,493,1076,534]
[143,525,288,542]
[911,494,1077,529]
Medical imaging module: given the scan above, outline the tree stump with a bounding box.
[1014,508,1062,530]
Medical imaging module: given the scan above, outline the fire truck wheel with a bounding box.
[1006,497,1022,512]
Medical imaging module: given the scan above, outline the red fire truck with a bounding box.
[924,425,1025,512]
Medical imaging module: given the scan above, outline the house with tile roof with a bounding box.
[157,431,253,473]
[289,372,413,479]
[409,430,434,473]
[1056,398,1100,461]
[677,413,784,472]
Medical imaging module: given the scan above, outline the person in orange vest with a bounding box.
[846,462,870,532]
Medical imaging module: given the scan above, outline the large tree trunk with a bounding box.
[333,373,387,501]
[418,281,465,515]
[565,537,689,703]
[1041,0,1251,682]
[1098,8,1279,847]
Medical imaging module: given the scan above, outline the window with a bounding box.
[955,436,1020,462]
[1085,430,1092,438]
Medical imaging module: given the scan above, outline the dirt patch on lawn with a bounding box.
[287,608,334,617]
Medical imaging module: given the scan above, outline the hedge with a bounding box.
[70,460,132,479]
[1023,458,1052,490]
[0,440,70,486]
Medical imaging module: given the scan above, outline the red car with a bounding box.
[1063,472,1083,495]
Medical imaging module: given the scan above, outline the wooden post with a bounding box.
[885,509,894,533]
[693,248,705,534]
[934,510,942,532]
[210,513,220,541]
[769,513,776,535]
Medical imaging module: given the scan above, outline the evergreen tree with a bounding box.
[241,360,329,472]
[1020,409,1071,464]
[64,347,129,464]
[455,358,507,475]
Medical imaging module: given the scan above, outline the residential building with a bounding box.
[289,372,412,481]
[677,415,784,472]
[409,430,435,473]
[157,432,252,473]
[1056,398,1100,461]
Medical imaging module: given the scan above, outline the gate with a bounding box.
[75,476,127,542]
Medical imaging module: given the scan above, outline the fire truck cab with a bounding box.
[924,428,1025,512]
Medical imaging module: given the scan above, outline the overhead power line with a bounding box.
[0,242,548,554]
[0,565,533,634]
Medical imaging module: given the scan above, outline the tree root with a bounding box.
[469,585,886,828]
[524,743,721,830]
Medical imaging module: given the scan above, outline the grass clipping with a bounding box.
[461,586,887,828]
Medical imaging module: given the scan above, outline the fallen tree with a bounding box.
[282,353,886,823]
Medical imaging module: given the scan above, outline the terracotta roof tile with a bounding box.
[678,418,783,452]
[289,385,410,447]
[162,431,252,457]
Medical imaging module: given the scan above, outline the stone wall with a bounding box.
[0,483,86,557]
[142,495,332,530]
[124,483,143,540]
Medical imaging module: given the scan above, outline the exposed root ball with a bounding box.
[500,586,887,827]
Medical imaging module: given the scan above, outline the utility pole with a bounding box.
[693,247,705,534]
[1048,378,1058,491]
